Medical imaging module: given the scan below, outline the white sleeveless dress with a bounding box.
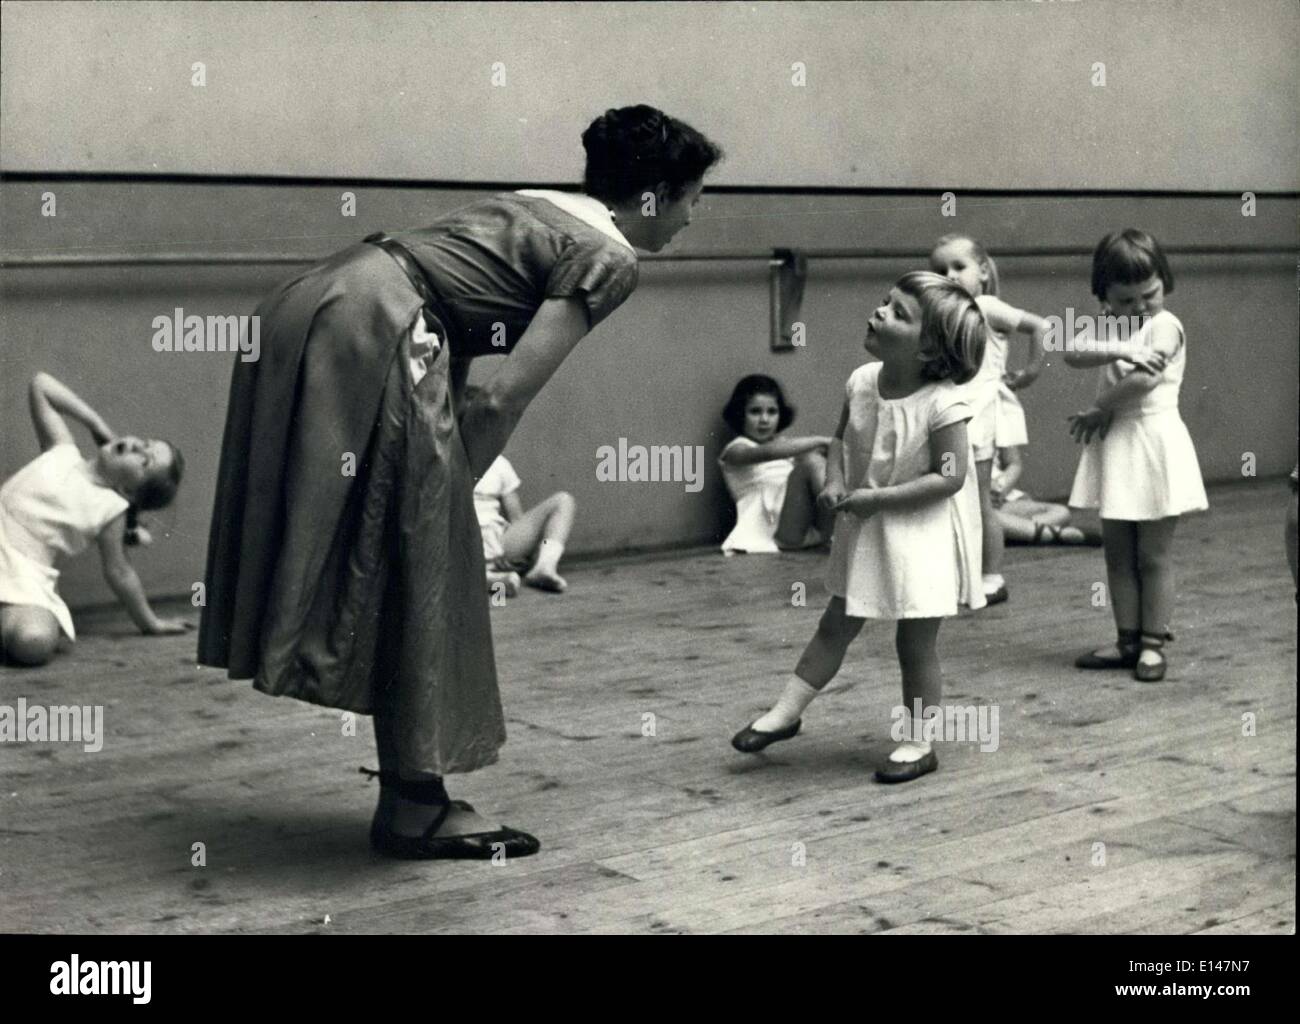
[718,437,796,554]
[1068,310,1208,520]
[0,445,129,639]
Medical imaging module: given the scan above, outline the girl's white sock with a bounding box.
[982,573,1005,594]
[888,740,933,764]
[752,676,820,732]
[533,539,564,574]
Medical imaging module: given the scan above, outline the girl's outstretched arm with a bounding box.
[995,445,1024,498]
[720,434,832,466]
[1062,316,1168,371]
[29,373,115,452]
[1093,318,1181,411]
[1005,313,1049,390]
[816,400,850,510]
[96,516,191,635]
[978,296,1047,389]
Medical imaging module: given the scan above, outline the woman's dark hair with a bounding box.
[1091,229,1174,300]
[722,375,796,436]
[125,442,184,546]
[582,105,724,205]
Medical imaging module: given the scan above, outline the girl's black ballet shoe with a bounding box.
[731,719,801,753]
[370,800,541,861]
[874,750,939,784]
[982,586,1009,607]
[1074,648,1139,670]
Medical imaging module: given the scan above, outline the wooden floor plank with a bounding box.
[1,478,1294,933]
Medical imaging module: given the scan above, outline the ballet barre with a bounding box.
[3,244,1292,352]
[0,242,1290,268]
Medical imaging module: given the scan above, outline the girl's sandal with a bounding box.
[1032,523,1063,545]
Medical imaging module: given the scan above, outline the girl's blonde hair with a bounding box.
[932,233,1000,297]
[895,271,988,385]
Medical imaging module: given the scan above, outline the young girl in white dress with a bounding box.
[929,235,1051,605]
[717,375,834,554]
[1066,229,1207,681]
[730,272,987,783]
[472,452,575,596]
[0,373,188,666]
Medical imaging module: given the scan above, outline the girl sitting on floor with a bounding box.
[717,374,834,555]
[1,373,188,666]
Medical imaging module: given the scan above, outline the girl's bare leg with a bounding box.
[1089,518,1141,658]
[891,617,943,759]
[749,597,865,732]
[793,596,866,688]
[1135,517,1179,667]
[775,451,830,548]
[0,604,61,666]
[976,459,1004,587]
[998,500,1089,544]
[500,492,576,591]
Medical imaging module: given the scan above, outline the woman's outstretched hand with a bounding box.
[1068,407,1113,444]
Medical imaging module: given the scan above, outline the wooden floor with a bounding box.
[2,479,1294,934]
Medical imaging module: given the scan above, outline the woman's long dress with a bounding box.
[198,191,638,774]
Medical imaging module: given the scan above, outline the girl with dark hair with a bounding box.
[199,105,722,860]
[0,373,188,667]
[718,374,833,553]
[731,273,988,784]
[1066,229,1207,682]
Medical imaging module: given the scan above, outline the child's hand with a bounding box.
[1003,367,1039,391]
[817,481,846,512]
[1068,408,1113,444]
[832,488,879,519]
[144,617,193,636]
[1126,349,1168,376]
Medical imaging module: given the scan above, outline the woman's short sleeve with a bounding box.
[929,383,974,432]
[545,242,639,329]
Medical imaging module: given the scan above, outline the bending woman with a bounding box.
[198,105,722,860]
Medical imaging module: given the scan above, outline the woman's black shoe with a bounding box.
[370,800,541,860]
[362,768,540,860]
[731,719,801,753]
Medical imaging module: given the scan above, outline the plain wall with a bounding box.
[1,0,1297,190]
[2,1,1297,609]
[2,184,1297,608]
